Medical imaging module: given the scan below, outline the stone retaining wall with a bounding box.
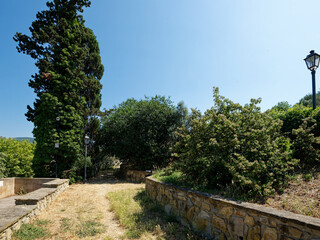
[146,177,320,240]
[0,179,69,240]
[124,170,152,182]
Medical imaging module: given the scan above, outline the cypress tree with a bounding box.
[14,0,104,176]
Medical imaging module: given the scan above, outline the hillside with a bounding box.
[14,137,35,143]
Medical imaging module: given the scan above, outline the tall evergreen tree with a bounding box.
[14,0,104,176]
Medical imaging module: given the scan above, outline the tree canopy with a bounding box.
[14,0,104,176]
[99,96,186,170]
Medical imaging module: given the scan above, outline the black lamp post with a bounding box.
[304,50,320,110]
[84,135,90,182]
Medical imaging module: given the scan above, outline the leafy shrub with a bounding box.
[291,111,320,168]
[0,137,35,177]
[268,104,312,139]
[100,96,186,170]
[172,87,298,199]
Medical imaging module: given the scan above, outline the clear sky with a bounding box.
[1,0,320,138]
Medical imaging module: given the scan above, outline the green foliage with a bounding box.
[271,101,292,111]
[14,0,103,177]
[100,96,186,170]
[0,152,6,178]
[268,105,312,139]
[291,110,320,168]
[299,91,320,108]
[0,137,35,177]
[76,220,104,238]
[14,220,50,240]
[172,87,298,199]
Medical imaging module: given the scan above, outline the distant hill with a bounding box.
[14,137,35,143]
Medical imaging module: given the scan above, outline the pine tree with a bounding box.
[14,0,104,176]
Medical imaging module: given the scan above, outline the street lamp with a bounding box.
[304,50,320,109]
[84,135,90,182]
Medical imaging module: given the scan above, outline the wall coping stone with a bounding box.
[146,176,320,231]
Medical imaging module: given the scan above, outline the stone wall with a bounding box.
[124,170,152,182]
[0,178,15,199]
[14,178,54,194]
[146,177,320,240]
[0,178,56,199]
[0,179,69,240]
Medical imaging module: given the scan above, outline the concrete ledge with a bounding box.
[15,188,57,205]
[0,178,69,240]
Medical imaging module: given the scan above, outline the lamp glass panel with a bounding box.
[315,55,320,68]
[305,55,315,69]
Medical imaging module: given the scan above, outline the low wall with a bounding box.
[146,177,320,240]
[124,170,152,182]
[14,178,54,194]
[0,179,69,240]
[0,178,55,199]
[0,178,15,199]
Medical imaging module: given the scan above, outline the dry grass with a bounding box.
[264,173,320,218]
[13,180,144,240]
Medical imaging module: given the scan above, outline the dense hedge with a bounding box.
[0,137,35,177]
[172,88,298,199]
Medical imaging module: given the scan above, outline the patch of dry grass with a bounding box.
[264,174,320,218]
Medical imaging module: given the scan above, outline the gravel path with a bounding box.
[33,180,145,240]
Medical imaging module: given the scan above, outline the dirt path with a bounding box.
[34,180,145,240]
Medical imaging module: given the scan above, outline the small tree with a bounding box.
[100,96,186,170]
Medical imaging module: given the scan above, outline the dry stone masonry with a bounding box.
[146,177,320,240]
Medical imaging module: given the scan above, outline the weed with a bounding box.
[61,217,73,232]
[76,220,104,238]
[13,220,50,240]
[304,173,312,181]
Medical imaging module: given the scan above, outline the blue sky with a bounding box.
[1,0,319,138]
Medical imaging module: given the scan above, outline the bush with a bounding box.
[172,87,298,199]
[0,137,35,177]
[268,104,312,139]
[99,96,186,170]
[291,112,320,169]
[0,152,6,178]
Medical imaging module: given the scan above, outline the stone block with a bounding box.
[247,225,260,240]
[202,202,211,212]
[187,207,195,221]
[287,226,302,239]
[212,215,227,232]
[164,204,172,215]
[193,216,210,234]
[219,206,233,219]
[244,215,255,227]
[262,227,277,240]
[229,216,244,237]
